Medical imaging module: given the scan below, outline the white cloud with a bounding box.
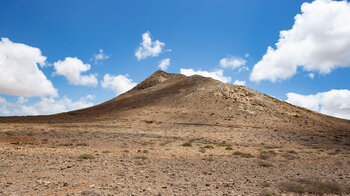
[135,31,166,60]
[0,94,94,116]
[219,56,247,70]
[53,57,98,86]
[101,74,137,95]
[308,73,315,79]
[286,89,350,120]
[233,80,246,86]
[0,38,57,97]
[93,49,109,64]
[250,0,350,82]
[180,68,231,83]
[158,58,170,70]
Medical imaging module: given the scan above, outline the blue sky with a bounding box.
[1,0,350,119]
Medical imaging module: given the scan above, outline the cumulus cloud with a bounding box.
[92,49,109,64]
[251,0,350,82]
[233,80,246,86]
[135,31,166,60]
[286,89,350,120]
[101,74,137,95]
[219,56,247,70]
[0,38,57,97]
[0,94,94,116]
[180,68,231,83]
[158,58,170,71]
[53,57,98,86]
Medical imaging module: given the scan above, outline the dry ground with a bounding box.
[1,119,350,195]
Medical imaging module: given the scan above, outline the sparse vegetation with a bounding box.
[144,120,155,124]
[279,179,343,195]
[258,161,273,167]
[181,142,192,147]
[76,142,88,146]
[225,146,233,150]
[281,153,297,160]
[203,145,214,149]
[135,155,148,160]
[77,153,94,160]
[209,112,215,116]
[258,150,277,160]
[60,143,73,147]
[141,141,154,146]
[232,151,254,158]
[279,181,305,194]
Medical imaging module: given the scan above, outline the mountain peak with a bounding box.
[131,70,183,91]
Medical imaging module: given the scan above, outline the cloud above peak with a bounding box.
[53,57,98,86]
[135,31,167,60]
[158,58,170,71]
[101,74,137,95]
[0,38,57,97]
[250,0,350,82]
[219,56,247,70]
[180,68,231,83]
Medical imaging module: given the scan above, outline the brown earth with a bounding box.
[0,70,350,195]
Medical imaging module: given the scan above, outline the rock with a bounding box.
[77,190,101,196]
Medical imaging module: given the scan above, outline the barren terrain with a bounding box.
[1,71,350,195]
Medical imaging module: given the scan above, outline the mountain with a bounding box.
[1,70,349,132]
[1,70,350,195]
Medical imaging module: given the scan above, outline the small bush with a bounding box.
[61,143,73,147]
[232,151,254,158]
[279,179,343,195]
[203,145,214,149]
[78,153,94,160]
[135,155,148,160]
[225,146,233,150]
[306,180,342,195]
[181,142,192,147]
[144,120,154,124]
[258,150,277,160]
[279,181,305,194]
[209,112,215,116]
[259,161,273,167]
[76,143,88,147]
